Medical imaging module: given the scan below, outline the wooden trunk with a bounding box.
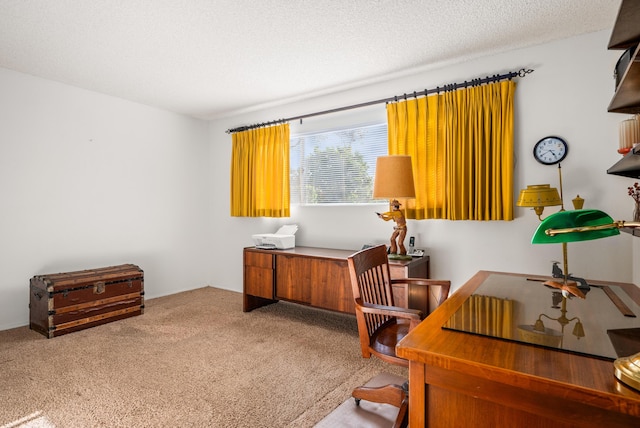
[29,264,144,338]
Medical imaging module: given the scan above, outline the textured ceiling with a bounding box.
[0,0,621,120]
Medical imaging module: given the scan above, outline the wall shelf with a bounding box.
[607,0,640,184]
[607,145,640,178]
[621,227,640,237]
[608,0,640,49]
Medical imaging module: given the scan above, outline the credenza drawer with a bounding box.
[245,251,274,269]
[243,251,274,301]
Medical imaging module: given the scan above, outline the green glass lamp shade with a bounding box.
[532,209,620,244]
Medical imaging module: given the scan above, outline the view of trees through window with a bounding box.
[290,123,388,205]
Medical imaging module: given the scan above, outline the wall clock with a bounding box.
[533,136,568,165]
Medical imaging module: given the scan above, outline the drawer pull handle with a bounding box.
[93,281,106,294]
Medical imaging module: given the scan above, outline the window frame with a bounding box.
[289,121,388,206]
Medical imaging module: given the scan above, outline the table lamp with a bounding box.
[517,164,589,295]
[531,208,640,392]
[373,155,416,259]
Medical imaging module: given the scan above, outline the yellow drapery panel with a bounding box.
[387,80,515,220]
[230,124,290,217]
[444,294,514,339]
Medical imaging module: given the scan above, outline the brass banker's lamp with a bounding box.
[373,155,416,259]
[531,208,640,392]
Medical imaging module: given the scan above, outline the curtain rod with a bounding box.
[226,68,533,134]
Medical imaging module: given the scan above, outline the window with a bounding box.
[290,123,387,205]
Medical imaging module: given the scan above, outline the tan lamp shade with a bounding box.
[373,155,416,199]
[517,184,562,208]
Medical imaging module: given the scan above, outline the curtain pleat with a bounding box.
[387,80,516,220]
[230,124,290,217]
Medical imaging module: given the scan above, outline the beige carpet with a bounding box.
[0,287,405,427]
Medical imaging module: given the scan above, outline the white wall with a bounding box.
[2,29,637,331]
[208,30,639,294]
[0,68,212,330]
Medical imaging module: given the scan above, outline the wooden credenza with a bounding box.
[243,246,430,313]
[396,270,640,428]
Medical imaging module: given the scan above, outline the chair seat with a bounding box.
[370,319,411,363]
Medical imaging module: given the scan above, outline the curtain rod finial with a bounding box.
[518,68,534,77]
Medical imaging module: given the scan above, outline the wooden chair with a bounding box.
[347,244,451,428]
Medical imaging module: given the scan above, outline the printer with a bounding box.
[252,224,298,249]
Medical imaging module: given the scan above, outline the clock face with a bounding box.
[533,136,568,165]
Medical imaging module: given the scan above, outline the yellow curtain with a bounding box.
[444,294,514,339]
[230,124,290,217]
[387,80,515,220]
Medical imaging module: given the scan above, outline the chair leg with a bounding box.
[353,382,409,428]
[393,395,409,428]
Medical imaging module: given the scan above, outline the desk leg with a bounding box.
[408,360,426,428]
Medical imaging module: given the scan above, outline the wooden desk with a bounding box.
[243,246,430,313]
[396,270,640,428]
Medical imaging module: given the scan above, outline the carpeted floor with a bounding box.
[0,287,405,427]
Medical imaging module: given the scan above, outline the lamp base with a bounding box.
[388,253,412,261]
[614,352,640,392]
[542,280,585,299]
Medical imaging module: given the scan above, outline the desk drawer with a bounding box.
[244,251,274,300]
[245,250,274,269]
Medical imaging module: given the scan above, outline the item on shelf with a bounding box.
[615,45,637,89]
[629,182,640,222]
[619,115,640,155]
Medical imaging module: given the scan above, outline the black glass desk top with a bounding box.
[443,273,640,360]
